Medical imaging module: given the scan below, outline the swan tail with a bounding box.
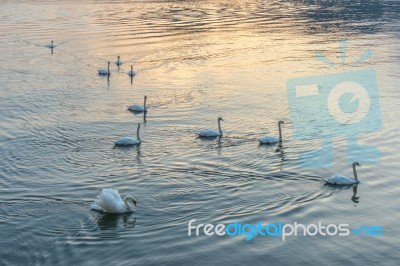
[90,202,103,212]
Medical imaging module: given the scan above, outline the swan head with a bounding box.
[107,61,110,66]
[218,117,224,122]
[131,197,137,207]
[278,120,285,125]
[353,162,361,167]
[144,95,147,100]
[124,195,137,209]
[117,56,120,60]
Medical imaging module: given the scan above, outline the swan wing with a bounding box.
[259,136,279,144]
[92,189,126,213]
[324,175,356,185]
[198,129,220,137]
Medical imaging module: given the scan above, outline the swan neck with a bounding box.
[278,122,283,142]
[136,123,141,141]
[353,164,358,181]
[123,195,136,211]
[218,119,223,136]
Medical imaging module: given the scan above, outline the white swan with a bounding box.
[324,162,361,185]
[115,122,142,146]
[47,40,55,49]
[259,120,284,144]
[198,117,224,137]
[98,61,111,76]
[128,65,136,77]
[91,188,137,213]
[116,56,123,66]
[127,96,147,112]
[46,40,67,48]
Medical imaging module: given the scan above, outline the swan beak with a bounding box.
[133,200,137,207]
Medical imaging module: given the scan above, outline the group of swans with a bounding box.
[94,115,361,215]
[91,163,361,214]
[103,117,287,213]
[197,117,362,186]
[113,96,147,146]
[41,40,362,214]
[97,97,146,212]
[44,42,134,77]
[98,56,136,77]
[197,118,284,146]
[93,97,361,215]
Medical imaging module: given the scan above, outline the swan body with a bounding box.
[90,188,137,213]
[115,136,141,146]
[324,162,361,185]
[47,40,55,48]
[98,61,111,76]
[324,175,358,185]
[128,65,136,77]
[259,120,284,144]
[116,56,123,66]
[128,96,147,112]
[198,129,220,137]
[198,117,223,137]
[259,136,279,144]
[115,122,142,146]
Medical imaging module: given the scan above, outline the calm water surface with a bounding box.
[0,0,400,265]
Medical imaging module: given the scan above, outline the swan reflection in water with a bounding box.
[95,212,137,231]
[275,143,286,161]
[275,143,286,170]
[351,185,360,205]
[323,181,360,206]
[89,213,137,240]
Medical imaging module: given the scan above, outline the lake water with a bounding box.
[1,0,399,265]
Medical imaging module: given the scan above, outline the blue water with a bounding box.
[0,0,399,265]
